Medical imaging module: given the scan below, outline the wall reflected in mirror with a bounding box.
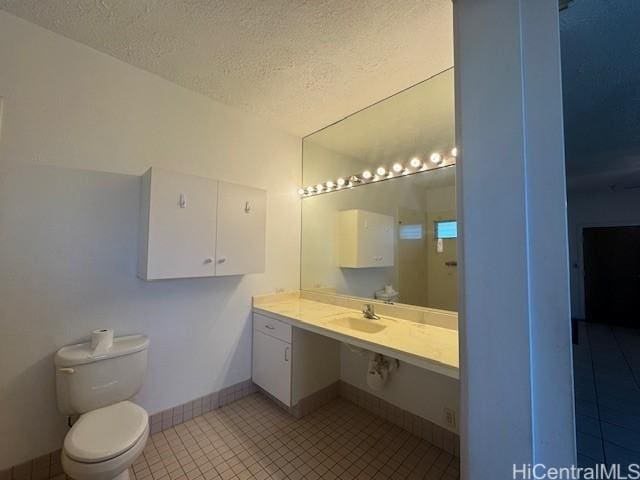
[300,68,457,311]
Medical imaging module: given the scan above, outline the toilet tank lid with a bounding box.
[55,334,149,367]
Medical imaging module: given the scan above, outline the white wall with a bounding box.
[301,176,428,299]
[455,0,575,476]
[0,11,301,469]
[567,188,640,319]
[340,345,459,433]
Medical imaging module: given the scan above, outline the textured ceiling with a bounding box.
[560,0,640,188]
[0,0,453,136]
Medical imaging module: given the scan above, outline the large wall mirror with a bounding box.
[300,68,456,311]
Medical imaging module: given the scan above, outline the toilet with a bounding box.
[54,334,150,480]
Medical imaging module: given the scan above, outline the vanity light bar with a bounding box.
[298,147,458,197]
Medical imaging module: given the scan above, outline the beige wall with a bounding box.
[425,186,458,311]
[0,11,301,468]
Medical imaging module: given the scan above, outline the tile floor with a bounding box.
[574,321,640,470]
[131,393,460,480]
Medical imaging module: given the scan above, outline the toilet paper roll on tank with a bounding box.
[91,328,114,355]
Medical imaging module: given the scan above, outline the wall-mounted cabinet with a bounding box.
[215,181,266,276]
[337,209,395,268]
[138,167,266,280]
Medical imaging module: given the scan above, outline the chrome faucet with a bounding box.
[362,303,380,320]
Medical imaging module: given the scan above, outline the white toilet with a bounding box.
[54,334,150,480]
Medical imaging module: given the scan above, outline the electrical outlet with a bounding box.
[444,408,457,428]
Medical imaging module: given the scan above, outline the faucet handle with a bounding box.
[362,303,380,320]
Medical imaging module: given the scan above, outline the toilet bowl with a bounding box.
[55,334,150,480]
[61,401,149,480]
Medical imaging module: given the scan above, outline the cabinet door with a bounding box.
[252,330,291,406]
[145,168,218,279]
[215,182,266,276]
[357,211,395,268]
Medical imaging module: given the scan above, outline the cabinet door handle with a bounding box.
[244,201,251,213]
[284,346,290,362]
[217,257,227,264]
[265,325,275,330]
[204,258,213,264]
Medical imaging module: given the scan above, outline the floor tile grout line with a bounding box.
[138,393,460,480]
[610,326,640,392]
[584,322,608,465]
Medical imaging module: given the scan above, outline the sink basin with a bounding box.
[327,316,386,334]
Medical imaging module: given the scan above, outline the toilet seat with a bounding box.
[64,401,148,463]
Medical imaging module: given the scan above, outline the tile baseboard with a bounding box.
[3,377,458,479]
[339,380,460,457]
[256,379,460,457]
[1,379,257,480]
[291,381,340,418]
[149,379,257,434]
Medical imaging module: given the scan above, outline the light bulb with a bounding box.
[392,163,403,173]
[410,157,422,169]
[297,188,305,196]
[336,177,345,187]
[376,166,386,176]
[326,180,335,189]
[362,170,373,180]
[316,184,324,192]
[451,147,458,157]
[306,186,315,194]
[430,152,442,165]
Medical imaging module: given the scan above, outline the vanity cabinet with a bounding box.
[251,313,340,408]
[337,209,395,268]
[138,167,266,280]
[252,313,292,406]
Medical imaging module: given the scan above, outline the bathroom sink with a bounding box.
[327,316,387,334]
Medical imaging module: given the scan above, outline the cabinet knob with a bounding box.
[217,257,227,264]
[204,258,214,264]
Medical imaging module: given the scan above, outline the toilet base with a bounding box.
[113,470,129,480]
[62,425,148,480]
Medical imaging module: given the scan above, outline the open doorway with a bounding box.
[561,0,640,470]
[583,226,640,325]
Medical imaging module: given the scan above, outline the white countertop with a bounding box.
[253,295,459,379]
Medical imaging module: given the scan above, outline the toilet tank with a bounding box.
[55,334,149,415]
